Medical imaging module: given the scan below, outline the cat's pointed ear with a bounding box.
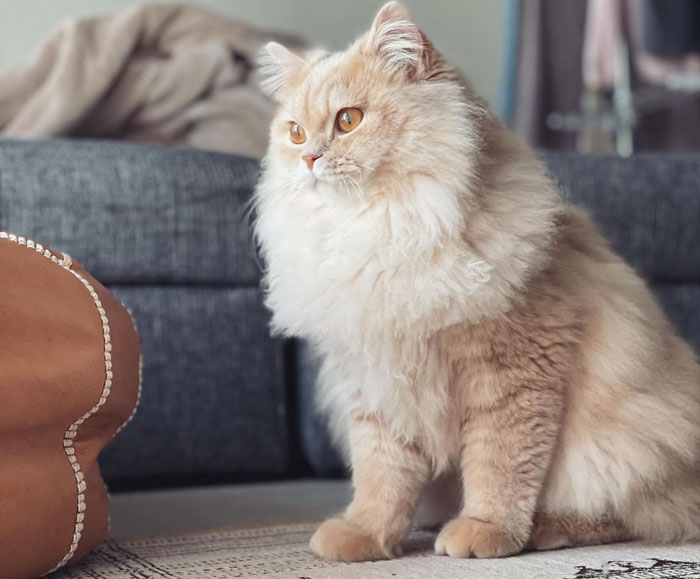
[258,42,307,100]
[366,2,447,81]
[366,2,423,77]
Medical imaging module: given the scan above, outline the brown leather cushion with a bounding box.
[0,233,141,579]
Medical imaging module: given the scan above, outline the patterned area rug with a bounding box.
[51,522,700,579]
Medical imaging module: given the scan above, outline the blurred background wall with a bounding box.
[0,0,506,106]
[4,0,699,155]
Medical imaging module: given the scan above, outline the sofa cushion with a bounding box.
[0,139,289,486]
[544,152,700,282]
[0,139,261,285]
[651,283,700,352]
[100,286,288,484]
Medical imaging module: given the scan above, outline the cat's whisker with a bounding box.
[346,175,368,207]
[355,163,376,176]
[339,174,364,206]
[338,172,357,200]
[338,175,352,196]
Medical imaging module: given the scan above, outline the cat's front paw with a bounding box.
[310,518,395,562]
[435,517,523,558]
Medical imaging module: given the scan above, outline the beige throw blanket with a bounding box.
[0,4,304,158]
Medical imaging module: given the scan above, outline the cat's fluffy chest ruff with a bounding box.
[256,177,490,466]
[258,176,492,348]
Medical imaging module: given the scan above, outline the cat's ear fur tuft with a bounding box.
[366,2,450,81]
[367,3,422,76]
[258,42,307,100]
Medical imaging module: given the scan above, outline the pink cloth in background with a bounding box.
[582,0,622,91]
[583,0,700,90]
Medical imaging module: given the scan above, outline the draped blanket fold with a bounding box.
[0,4,303,158]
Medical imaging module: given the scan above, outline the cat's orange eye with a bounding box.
[289,123,307,144]
[336,108,364,133]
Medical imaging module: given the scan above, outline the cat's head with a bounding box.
[258,2,482,200]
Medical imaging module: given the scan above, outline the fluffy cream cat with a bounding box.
[254,1,700,562]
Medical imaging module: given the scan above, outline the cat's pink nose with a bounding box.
[302,154,321,170]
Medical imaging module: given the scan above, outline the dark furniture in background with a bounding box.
[0,139,698,487]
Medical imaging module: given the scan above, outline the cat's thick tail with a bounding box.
[625,471,700,543]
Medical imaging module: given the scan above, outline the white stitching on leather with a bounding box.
[0,231,72,268]
[1,232,112,574]
[47,267,113,572]
[114,309,142,438]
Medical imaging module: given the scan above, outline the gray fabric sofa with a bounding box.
[1,139,698,490]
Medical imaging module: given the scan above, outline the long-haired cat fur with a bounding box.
[254,2,700,561]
